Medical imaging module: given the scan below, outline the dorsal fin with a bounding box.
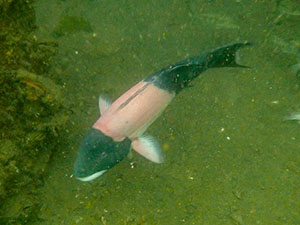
[99,95,112,115]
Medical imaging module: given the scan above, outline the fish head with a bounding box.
[73,128,131,182]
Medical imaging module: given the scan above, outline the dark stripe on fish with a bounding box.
[117,82,151,110]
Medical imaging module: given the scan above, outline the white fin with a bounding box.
[99,95,112,115]
[284,112,300,121]
[131,135,164,163]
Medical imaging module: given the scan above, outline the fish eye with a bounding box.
[101,152,107,158]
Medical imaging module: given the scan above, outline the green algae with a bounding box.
[0,0,71,224]
[52,15,93,38]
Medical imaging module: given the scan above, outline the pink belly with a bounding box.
[93,81,175,141]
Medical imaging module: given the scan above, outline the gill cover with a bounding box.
[73,128,131,181]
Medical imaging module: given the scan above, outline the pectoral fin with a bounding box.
[99,95,112,115]
[131,136,164,163]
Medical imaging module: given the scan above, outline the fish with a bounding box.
[73,42,251,181]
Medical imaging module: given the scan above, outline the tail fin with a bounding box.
[145,41,251,94]
[206,42,251,68]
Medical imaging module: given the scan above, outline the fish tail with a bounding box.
[145,41,252,93]
[206,41,251,69]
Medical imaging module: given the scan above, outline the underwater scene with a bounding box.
[0,0,299,224]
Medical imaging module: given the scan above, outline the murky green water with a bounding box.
[31,0,300,224]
